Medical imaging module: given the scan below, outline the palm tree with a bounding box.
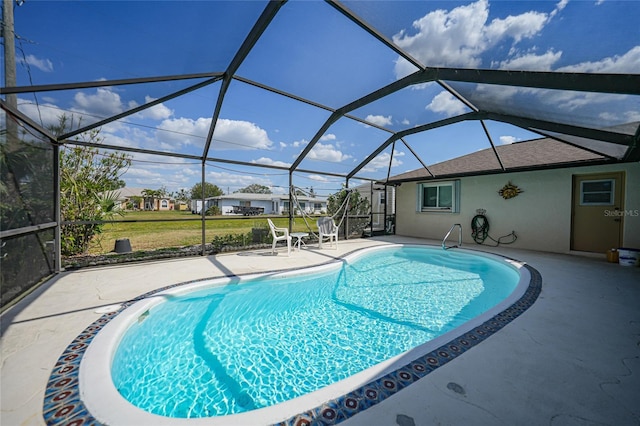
[141,188,162,211]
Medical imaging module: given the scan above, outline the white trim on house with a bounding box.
[193,193,328,215]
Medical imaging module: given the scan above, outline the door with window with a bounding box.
[571,172,624,252]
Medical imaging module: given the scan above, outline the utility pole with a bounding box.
[2,0,17,106]
[2,0,19,143]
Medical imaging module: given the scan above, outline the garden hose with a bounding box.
[471,214,517,246]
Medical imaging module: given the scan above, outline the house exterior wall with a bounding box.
[274,198,327,215]
[219,199,272,215]
[395,162,639,253]
[192,196,327,215]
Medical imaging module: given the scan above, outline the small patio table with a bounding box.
[290,232,309,251]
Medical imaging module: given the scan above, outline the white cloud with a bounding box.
[485,11,548,44]
[17,99,64,129]
[125,167,161,179]
[472,45,640,119]
[73,88,124,117]
[206,170,272,192]
[600,110,640,123]
[213,119,273,150]
[393,0,489,75]
[156,117,210,147]
[392,0,556,77]
[155,117,273,150]
[365,114,393,127]
[251,157,291,168]
[623,110,640,122]
[292,138,309,148]
[362,150,405,172]
[556,45,640,73]
[307,142,352,162]
[320,133,336,142]
[499,135,519,144]
[22,54,54,72]
[279,142,287,149]
[549,0,569,19]
[426,91,468,116]
[123,166,174,189]
[136,96,173,120]
[494,49,562,71]
[401,118,411,126]
[307,174,330,183]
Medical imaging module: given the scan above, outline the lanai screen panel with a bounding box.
[349,83,471,133]
[204,161,290,195]
[292,171,347,197]
[43,81,222,157]
[15,78,220,147]
[124,158,202,200]
[1,112,55,228]
[446,82,639,132]
[236,0,403,109]
[351,145,403,182]
[528,131,630,161]
[1,111,56,305]
[12,1,267,85]
[211,79,333,168]
[344,1,640,73]
[295,116,393,178]
[400,121,501,168]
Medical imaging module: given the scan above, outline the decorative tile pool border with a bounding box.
[278,262,542,426]
[43,253,541,426]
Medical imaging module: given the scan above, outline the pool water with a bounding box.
[111,246,519,418]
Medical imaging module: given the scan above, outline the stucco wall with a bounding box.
[395,162,639,253]
[220,200,272,214]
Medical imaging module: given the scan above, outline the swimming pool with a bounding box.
[73,244,536,425]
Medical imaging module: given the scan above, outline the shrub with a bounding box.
[205,205,221,216]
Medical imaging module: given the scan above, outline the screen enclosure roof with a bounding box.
[2,0,639,192]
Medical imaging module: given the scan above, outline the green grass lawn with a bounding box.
[88,211,315,254]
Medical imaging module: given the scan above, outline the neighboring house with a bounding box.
[108,187,174,211]
[386,137,640,254]
[175,202,190,211]
[193,193,328,215]
[352,182,396,233]
[145,197,174,211]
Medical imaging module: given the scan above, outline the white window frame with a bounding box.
[417,180,460,213]
[580,179,615,206]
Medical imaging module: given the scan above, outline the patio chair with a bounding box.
[267,218,291,256]
[317,216,339,249]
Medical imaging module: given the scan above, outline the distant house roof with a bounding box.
[388,138,609,184]
[114,187,146,198]
[105,187,173,201]
[209,193,327,202]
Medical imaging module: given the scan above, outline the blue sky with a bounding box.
[7,0,640,197]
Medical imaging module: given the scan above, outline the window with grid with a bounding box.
[418,181,460,213]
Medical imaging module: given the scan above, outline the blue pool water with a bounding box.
[111,246,519,418]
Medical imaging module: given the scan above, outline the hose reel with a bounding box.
[471,208,517,246]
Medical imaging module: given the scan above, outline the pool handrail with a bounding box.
[442,223,462,250]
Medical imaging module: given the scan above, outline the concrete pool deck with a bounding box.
[1,236,639,425]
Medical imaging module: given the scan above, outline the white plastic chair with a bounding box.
[267,218,291,256]
[317,217,339,249]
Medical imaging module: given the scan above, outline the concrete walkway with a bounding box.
[1,236,639,425]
